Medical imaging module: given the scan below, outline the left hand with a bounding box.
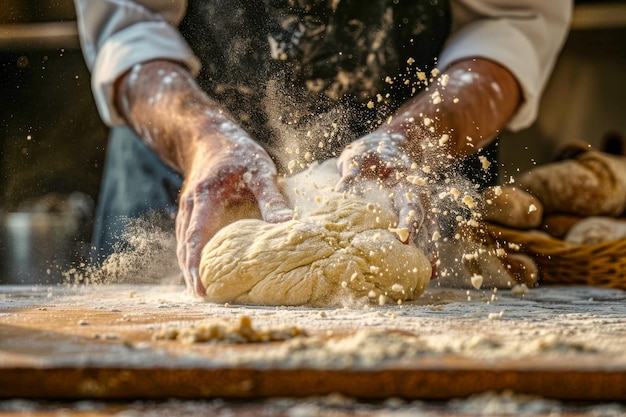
[336,131,439,271]
[176,125,293,297]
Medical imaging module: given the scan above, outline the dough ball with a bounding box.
[199,160,432,306]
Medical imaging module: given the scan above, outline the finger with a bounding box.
[247,175,294,223]
[335,166,381,198]
[185,192,226,297]
[393,184,439,273]
[416,218,439,278]
[393,185,426,243]
[418,217,440,277]
[335,161,361,193]
[176,192,194,295]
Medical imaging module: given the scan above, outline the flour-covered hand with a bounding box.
[113,61,293,297]
[177,122,293,296]
[336,131,438,271]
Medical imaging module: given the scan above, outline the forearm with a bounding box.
[385,58,521,165]
[113,60,237,175]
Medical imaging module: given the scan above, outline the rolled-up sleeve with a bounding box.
[74,0,201,126]
[440,0,572,131]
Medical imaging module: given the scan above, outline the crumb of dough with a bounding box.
[470,274,483,290]
[479,155,491,171]
[406,175,427,186]
[462,195,476,209]
[508,242,521,251]
[153,315,307,344]
[488,311,505,320]
[389,227,410,243]
[511,284,530,295]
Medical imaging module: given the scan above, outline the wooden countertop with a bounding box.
[1,284,625,401]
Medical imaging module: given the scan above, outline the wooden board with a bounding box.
[1,284,625,401]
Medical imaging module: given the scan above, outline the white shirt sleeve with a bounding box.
[440,0,572,131]
[74,0,201,126]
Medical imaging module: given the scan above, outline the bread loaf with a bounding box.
[518,150,626,217]
[541,214,584,239]
[565,216,626,245]
[482,185,543,229]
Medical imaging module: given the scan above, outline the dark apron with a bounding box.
[180,0,452,164]
[92,0,495,260]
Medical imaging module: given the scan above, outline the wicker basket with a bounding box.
[468,222,626,290]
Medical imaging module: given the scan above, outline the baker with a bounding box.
[73,0,571,296]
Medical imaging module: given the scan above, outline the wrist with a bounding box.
[374,120,433,165]
[113,60,246,175]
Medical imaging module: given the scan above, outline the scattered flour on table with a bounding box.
[1,396,624,416]
[153,315,306,344]
[4,284,626,373]
[142,286,625,370]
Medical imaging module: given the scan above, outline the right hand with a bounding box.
[176,122,293,296]
[336,131,439,274]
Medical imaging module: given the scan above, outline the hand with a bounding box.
[336,131,439,271]
[113,61,293,297]
[177,122,293,296]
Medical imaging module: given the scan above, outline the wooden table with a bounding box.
[1,284,625,402]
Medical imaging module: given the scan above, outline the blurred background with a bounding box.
[1,0,105,284]
[0,0,625,284]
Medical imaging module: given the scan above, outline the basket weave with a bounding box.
[469,223,626,290]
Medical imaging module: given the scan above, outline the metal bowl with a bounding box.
[0,210,90,285]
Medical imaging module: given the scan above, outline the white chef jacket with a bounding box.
[73,0,572,132]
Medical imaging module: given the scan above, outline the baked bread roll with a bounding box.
[482,185,543,229]
[518,150,626,217]
[501,253,539,287]
[540,214,583,239]
[565,216,626,245]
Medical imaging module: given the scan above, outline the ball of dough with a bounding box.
[199,160,432,306]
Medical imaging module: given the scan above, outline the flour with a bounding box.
[153,315,306,344]
[450,391,563,415]
[63,214,180,286]
[4,283,626,413]
[2,396,623,416]
[111,284,626,370]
